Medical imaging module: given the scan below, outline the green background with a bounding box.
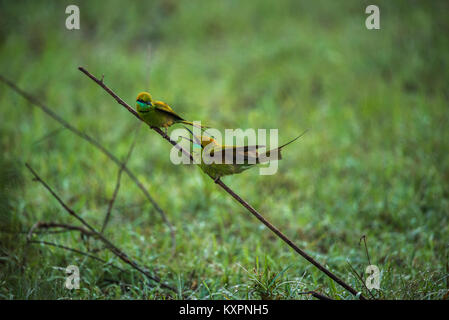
[1,0,448,299]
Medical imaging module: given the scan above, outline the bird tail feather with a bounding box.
[180,120,209,129]
[260,130,308,162]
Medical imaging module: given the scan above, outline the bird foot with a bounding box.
[214,177,221,184]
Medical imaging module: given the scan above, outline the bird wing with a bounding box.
[222,145,265,162]
[209,146,261,164]
[232,145,265,152]
[153,101,185,121]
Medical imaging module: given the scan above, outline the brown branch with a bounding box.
[77,66,366,300]
[32,127,66,145]
[0,74,176,252]
[360,235,371,266]
[0,228,71,235]
[77,67,189,156]
[101,125,140,233]
[25,163,175,293]
[27,221,163,284]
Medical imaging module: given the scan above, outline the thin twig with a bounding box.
[25,163,175,292]
[346,261,376,300]
[77,66,366,300]
[101,125,140,233]
[27,221,96,241]
[298,291,334,300]
[28,240,127,273]
[360,235,371,266]
[0,228,80,235]
[0,74,176,252]
[32,127,66,145]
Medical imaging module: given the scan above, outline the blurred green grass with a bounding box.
[1,0,448,299]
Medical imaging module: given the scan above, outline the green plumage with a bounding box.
[136,91,204,129]
[186,131,306,180]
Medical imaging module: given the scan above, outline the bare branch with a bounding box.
[101,125,140,233]
[25,163,175,292]
[77,66,366,299]
[360,235,371,266]
[298,291,334,301]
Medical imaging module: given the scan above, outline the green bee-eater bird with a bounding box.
[182,128,306,181]
[136,92,206,132]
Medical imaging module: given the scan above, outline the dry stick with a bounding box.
[346,261,376,300]
[101,125,140,233]
[27,223,152,277]
[360,235,371,266]
[78,67,366,300]
[32,127,66,145]
[298,291,334,301]
[28,239,128,274]
[0,74,176,252]
[27,221,96,241]
[25,163,175,292]
[0,227,75,235]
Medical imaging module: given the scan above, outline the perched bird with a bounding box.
[182,128,306,181]
[136,92,206,133]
